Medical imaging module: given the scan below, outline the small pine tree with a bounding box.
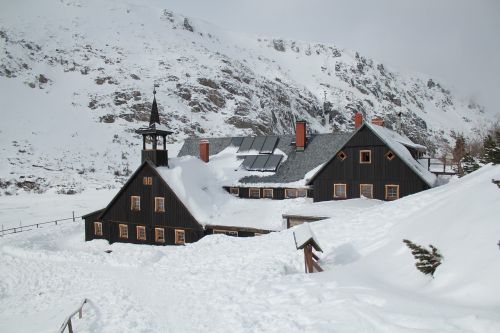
[461,153,480,175]
[482,131,500,165]
[403,239,443,277]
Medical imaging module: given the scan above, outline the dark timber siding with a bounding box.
[312,126,429,202]
[98,163,203,245]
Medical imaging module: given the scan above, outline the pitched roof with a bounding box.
[306,122,437,187]
[178,133,350,186]
[154,157,288,231]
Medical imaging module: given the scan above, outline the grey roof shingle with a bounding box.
[178,133,351,184]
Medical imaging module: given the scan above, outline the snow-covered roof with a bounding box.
[155,153,304,231]
[293,222,323,252]
[366,123,436,187]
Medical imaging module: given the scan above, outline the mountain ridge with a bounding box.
[0,0,494,194]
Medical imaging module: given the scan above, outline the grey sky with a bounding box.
[166,0,500,113]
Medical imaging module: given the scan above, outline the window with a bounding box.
[155,228,165,243]
[359,150,372,164]
[175,229,185,245]
[119,224,128,239]
[229,187,239,196]
[297,189,307,198]
[136,225,146,241]
[333,184,347,199]
[143,177,152,185]
[285,189,297,199]
[263,188,273,199]
[155,197,165,212]
[337,150,347,161]
[213,229,239,236]
[94,222,103,236]
[385,185,399,201]
[360,184,373,199]
[386,150,395,161]
[249,188,260,198]
[131,196,140,211]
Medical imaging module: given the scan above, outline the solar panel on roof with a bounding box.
[250,136,266,152]
[251,155,270,170]
[260,136,278,154]
[241,155,258,170]
[231,137,244,147]
[238,137,254,152]
[263,154,283,171]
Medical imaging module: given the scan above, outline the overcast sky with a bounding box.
[167,0,500,113]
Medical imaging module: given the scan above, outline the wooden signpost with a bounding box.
[293,223,323,273]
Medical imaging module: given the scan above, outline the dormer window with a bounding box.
[359,150,372,164]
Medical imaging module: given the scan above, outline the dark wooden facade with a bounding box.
[311,126,430,202]
[222,186,313,200]
[84,161,204,245]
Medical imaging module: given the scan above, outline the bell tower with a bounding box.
[136,88,173,167]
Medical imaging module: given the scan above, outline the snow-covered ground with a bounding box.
[0,165,499,332]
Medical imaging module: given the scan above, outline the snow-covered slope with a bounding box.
[0,0,496,194]
[0,165,499,332]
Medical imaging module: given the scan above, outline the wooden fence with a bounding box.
[58,298,89,333]
[1,211,82,237]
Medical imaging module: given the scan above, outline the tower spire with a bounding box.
[149,86,160,126]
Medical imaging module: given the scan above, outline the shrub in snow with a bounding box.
[403,239,443,277]
[461,153,480,175]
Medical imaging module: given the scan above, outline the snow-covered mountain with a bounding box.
[0,0,495,194]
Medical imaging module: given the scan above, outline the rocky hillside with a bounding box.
[0,0,493,194]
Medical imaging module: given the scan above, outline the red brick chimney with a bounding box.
[295,121,306,151]
[199,139,209,163]
[354,112,363,129]
[371,117,384,127]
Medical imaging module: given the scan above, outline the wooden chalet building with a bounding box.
[84,92,436,246]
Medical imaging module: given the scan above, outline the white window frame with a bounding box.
[131,196,140,211]
[385,184,400,201]
[359,184,373,199]
[285,189,298,199]
[155,197,165,213]
[119,224,128,239]
[359,150,372,164]
[175,229,185,245]
[249,188,260,199]
[155,227,165,243]
[136,225,146,241]
[262,188,273,199]
[333,184,347,199]
[94,222,103,236]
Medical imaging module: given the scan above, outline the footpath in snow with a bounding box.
[0,165,499,332]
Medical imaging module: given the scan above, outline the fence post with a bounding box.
[19,220,22,232]
[67,318,73,333]
[55,220,58,226]
[73,211,75,222]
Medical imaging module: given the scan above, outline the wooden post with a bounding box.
[79,308,82,319]
[304,244,314,273]
[428,158,431,170]
[67,318,73,333]
[72,211,75,222]
[55,220,58,225]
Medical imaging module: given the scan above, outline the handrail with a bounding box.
[58,298,89,333]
